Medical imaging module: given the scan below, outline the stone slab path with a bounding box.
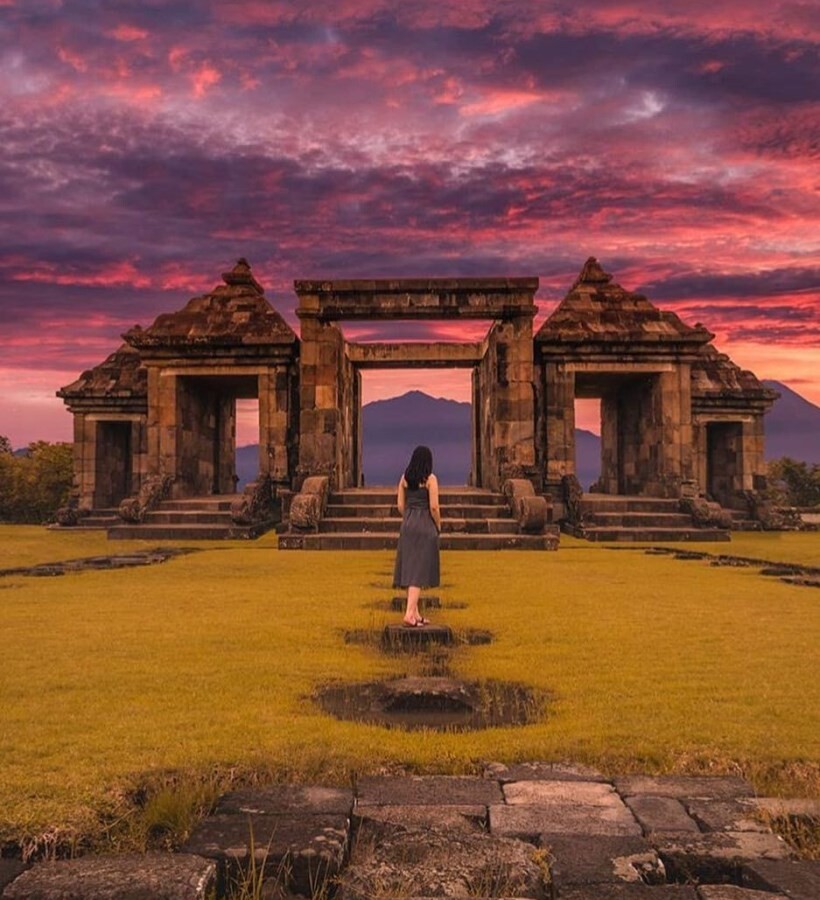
[3,767,819,899]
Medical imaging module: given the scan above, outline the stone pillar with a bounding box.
[599,391,619,494]
[259,364,293,490]
[653,368,688,497]
[75,413,96,509]
[297,317,345,488]
[741,417,765,491]
[488,317,536,489]
[471,367,482,487]
[543,363,576,492]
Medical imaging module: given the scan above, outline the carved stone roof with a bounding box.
[692,346,779,408]
[57,343,146,401]
[536,258,714,346]
[124,259,297,353]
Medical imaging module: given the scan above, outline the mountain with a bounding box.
[764,381,820,464]
[361,390,472,486]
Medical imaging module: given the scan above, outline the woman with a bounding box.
[392,445,441,627]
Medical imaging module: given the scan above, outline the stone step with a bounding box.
[324,503,511,518]
[142,510,235,525]
[580,495,681,513]
[329,489,507,505]
[279,531,559,550]
[581,526,730,542]
[584,512,694,528]
[159,497,237,511]
[107,522,273,540]
[318,517,520,534]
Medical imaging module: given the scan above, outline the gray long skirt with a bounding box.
[392,507,440,589]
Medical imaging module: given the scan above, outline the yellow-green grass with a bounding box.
[1,527,819,853]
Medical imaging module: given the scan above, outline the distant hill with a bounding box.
[234,381,819,489]
[764,381,820,464]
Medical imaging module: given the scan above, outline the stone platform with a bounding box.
[4,769,818,899]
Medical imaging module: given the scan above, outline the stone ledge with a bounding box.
[541,834,665,886]
[357,775,502,807]
[2,853,215,900]
[615,776,755,801]
[742,858,820,899]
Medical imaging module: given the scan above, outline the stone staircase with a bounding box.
[279,487,559,550]
[106,496,276,541]
[572,494,730,542]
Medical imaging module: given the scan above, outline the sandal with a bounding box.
[402,619,424,628]
[415,617,430,626]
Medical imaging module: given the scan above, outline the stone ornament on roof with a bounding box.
[573,256,613,287]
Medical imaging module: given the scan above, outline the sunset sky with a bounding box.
[1,0,818,446]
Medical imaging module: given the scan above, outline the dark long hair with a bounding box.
[404,445,433,490]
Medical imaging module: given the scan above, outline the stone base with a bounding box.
[381,623,454,648]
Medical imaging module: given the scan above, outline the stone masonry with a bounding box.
[5,769,818,899]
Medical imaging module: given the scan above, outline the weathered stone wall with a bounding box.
[258,363,297,488]
[174,378,235,496]
[540,363,576,492]
[296,316,347,488]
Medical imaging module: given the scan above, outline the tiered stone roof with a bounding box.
[536,258,713,347]
[124,259,297,355]
[692,346,778,412]
[57,343,146,410]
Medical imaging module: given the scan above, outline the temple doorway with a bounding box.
[359,371,472,487]
[93,421,133,507]
[174,374,259,495]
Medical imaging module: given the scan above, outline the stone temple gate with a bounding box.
[58,257,778,543]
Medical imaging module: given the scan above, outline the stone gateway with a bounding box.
[57,257,777,543]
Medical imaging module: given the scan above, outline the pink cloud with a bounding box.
[56,45,88,73]
[110,24,149,42]
[191,63,222,97]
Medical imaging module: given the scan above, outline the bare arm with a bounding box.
[397,476,406,516]
[427,473,441,532]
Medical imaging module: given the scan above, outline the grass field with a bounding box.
[1,526,818,855]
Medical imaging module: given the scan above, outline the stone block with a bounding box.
[381,623,453,649]
[697,886,788,899]
[654,831,789,884]
[357,775,502,807]
[503,780,617,806]
[484,762,608,783]
[541,834,665,886]
[625,796,701,834]
[354,803,486,834]
[557,886,698,899]
[182,812,348,896]
[3,854,215,899]
[0,860,26,892]
[490,801,641,840]
[686,799,769,833]
[615,776,755,801]
[337,826,548,899]
[215,785,353,816]
[742,859,820,899]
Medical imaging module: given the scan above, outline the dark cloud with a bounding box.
[642,268,820,300]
